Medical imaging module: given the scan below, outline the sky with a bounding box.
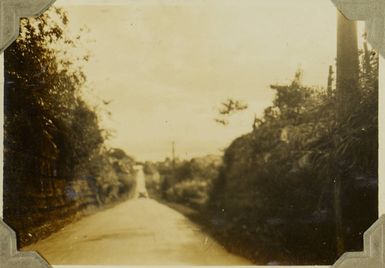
[55,0,365,161]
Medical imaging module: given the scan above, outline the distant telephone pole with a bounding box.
[171,141,176,169]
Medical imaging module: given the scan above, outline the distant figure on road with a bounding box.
[133,165,149,198]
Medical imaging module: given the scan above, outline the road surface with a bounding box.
[23,198,252,265]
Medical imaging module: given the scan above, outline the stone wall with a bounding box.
[3,150,103,247]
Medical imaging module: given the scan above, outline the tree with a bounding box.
[4,8,85,221]
[206,37,378,263]
[214,98,248,126]
[2,7,116,246]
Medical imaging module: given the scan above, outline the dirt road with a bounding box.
[23,198,252,265]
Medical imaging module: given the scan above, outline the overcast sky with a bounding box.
[56,0,365,161]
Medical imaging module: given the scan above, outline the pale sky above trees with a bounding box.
[55,0,365,161]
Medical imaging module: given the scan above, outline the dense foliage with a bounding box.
[150,155,221,208]
[206,45,378,264]
[3,8,135,246]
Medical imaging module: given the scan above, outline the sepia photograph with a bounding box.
[1,0,380,265]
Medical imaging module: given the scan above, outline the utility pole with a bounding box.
[327,65,334,95]
[171,141,176,170]
[333,10,359,257]
[336,10,360,118]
